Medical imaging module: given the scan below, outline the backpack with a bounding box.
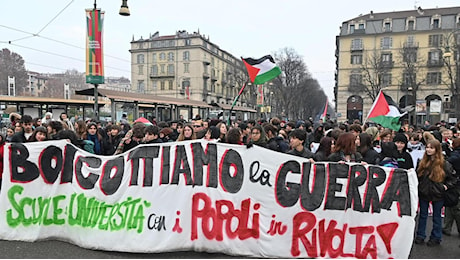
[379,157,399,168]
[82,140,95,154]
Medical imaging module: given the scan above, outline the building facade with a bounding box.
[335,6,460,125]
[129,30,258,117]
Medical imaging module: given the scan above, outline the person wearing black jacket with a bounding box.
[314,136,334,161]
[287,129,315,161]
[264,123,289,153]
[415,139,457,246]
[143,125,163,144]
[393,133,414,170]
[357,133,380,165]
[11,115,34,143]
[443,138,460,237]
[327,132,363,163]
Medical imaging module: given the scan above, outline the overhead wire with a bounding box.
[35,0,75,35]
[0,0,131,74]
[7,43,131,73]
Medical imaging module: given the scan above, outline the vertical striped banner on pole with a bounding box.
[85,8,105,84]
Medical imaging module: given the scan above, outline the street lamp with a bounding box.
[119,0,130,16]
[90,0,130,121]
[269,91,274,119]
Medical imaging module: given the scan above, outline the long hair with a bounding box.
[216,122,228,140]
[357,132,372,154]
[75,120,87,139]
[332,132,356,155]
[316,136,334,158]
[177,124,196,141]
[28,126,48,142]
[417,139,445,182]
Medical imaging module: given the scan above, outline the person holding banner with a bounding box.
[287,129,314,162]
[248,125,267,148]
[327,132,363,163]
[415,139,457,246]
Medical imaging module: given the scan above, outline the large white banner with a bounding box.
[0,139,419,258]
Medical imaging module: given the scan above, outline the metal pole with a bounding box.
[94,83,99,120]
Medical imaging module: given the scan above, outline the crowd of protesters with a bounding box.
[1,111,460,247]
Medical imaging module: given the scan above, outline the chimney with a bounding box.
[370,10,374,18]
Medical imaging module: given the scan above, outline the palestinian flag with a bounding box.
[320,98,328,122]
[366,91,406,131]
[134,117,153,125]
[242,55,282,85]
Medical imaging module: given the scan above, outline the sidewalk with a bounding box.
[409,216,459,259]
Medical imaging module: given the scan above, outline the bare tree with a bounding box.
[0,48,28,96]
[272,48,328,120]
[272,48,309,119]
[354,49,392,102]
[397,42,425,108]
[442,31,460,119]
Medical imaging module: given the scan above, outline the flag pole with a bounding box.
[227,79,250,126]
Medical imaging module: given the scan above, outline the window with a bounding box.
[351,54,362,64]
[384,22,391,32]
[151,65,158,76]
[137,80,145,93]
[427,72,442,84]
[168,52,174,61]
[358,24,365,29]
[403,49,417,63]
[428,50,441,65]
[160,64,165,74]
[381,53,392,62]
[152,81,157,90]
[137,54,145,64]
[403,73,416,85]
[350,74,363,87]
[428,34,443,47]
[168,80,173,90]
[381,53,393,67]
[350,24,355,34]
[160,81,165,90]
[184,39,191,46]
[183,51,190,61]
[211,83,215,93]
[160,53,166,60]
[167,64,175,75]
[351,39,363,50]
[406,35,415,47]
[184,63,190,73]
[381,37,392,49]
[381,73,392,86]
[138,65,144,75]
[408,20,415,31]
[152,53,157,62]
[432,19,440,29]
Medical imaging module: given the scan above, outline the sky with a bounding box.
[1,0,460,106]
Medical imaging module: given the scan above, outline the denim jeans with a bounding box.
[416,198,444,241]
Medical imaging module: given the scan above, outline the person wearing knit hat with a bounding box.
[394,133,414,169]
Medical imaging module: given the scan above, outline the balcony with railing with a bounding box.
[403,42,419,49]
[380,60,394,68]
[149,72,174,79]
[427,60,444,67]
